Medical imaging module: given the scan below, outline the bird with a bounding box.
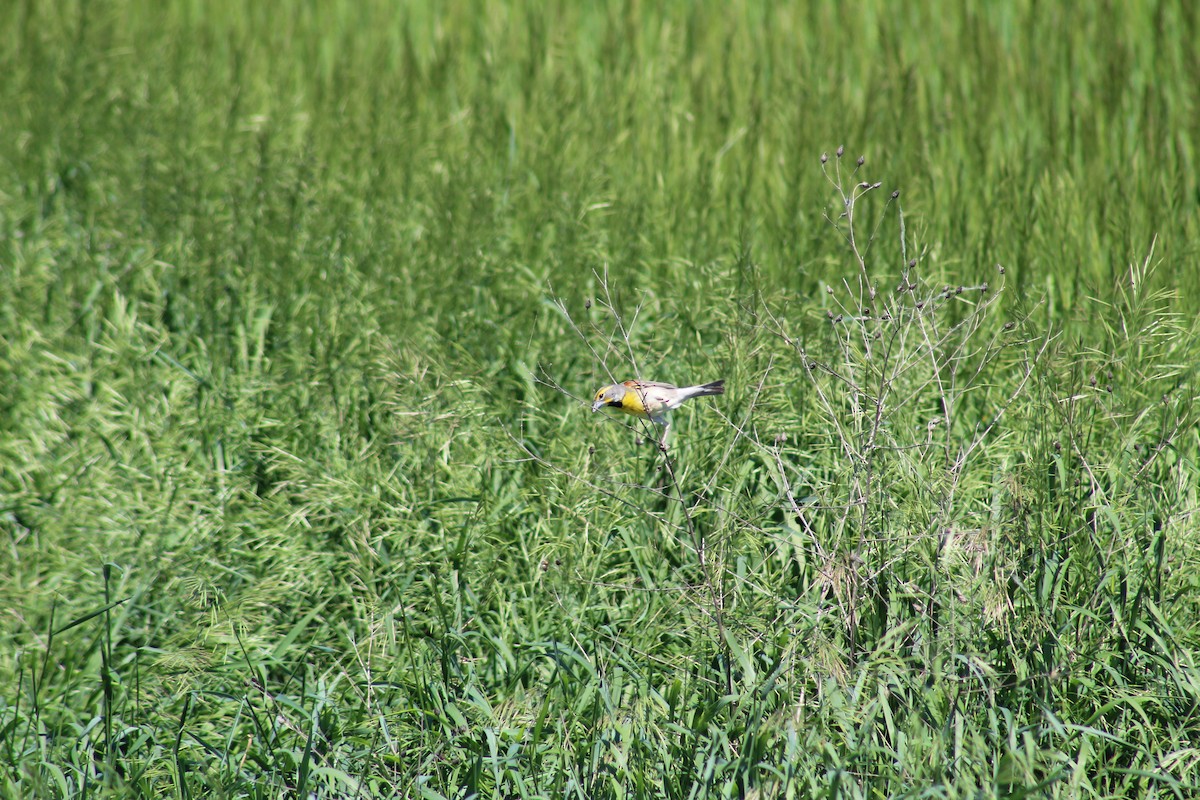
[591,378,725,442]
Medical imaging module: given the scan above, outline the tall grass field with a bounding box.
[3,1,1200,797]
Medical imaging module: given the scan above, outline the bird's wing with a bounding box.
[627,383,681,411]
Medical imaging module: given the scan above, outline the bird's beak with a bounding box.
[592,400,604,412]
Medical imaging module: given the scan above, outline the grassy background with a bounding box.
[2,0,1199,797]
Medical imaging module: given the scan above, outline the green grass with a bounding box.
[2,0,1200,797]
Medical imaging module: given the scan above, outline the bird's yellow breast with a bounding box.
[615,389,649,416]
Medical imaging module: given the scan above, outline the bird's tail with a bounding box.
[687,379,725,397]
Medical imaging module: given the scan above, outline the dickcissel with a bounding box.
[591,379,725,439]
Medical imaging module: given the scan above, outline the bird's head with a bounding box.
[592,384,624,412]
